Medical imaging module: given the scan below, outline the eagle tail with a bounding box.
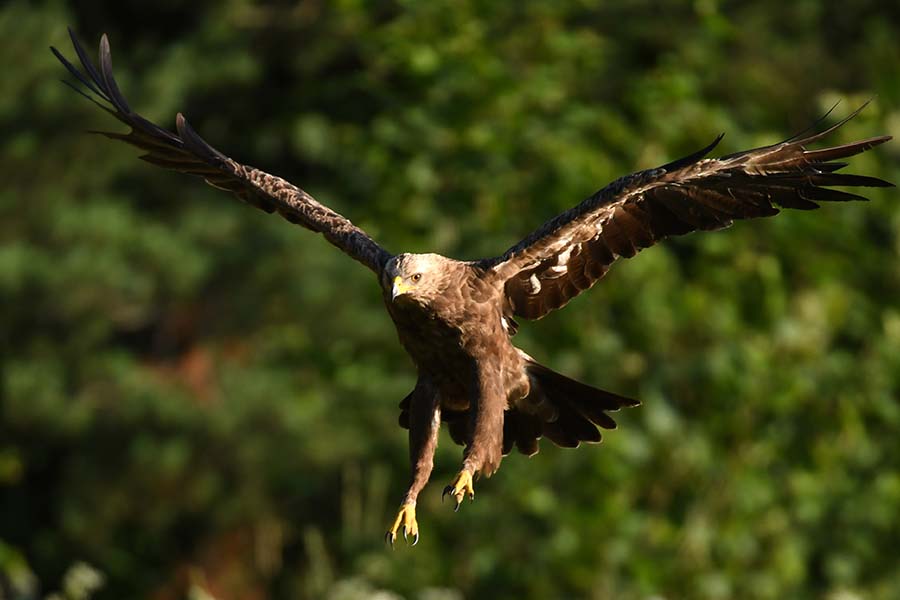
[506,361,639,455]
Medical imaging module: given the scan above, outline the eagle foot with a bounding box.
[441,469,475,511]
[385,502,418,548]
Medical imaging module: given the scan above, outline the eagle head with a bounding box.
[384,253,453,304]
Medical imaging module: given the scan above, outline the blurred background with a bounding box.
[2,1,899,599]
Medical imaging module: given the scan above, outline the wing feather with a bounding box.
[486,107,892,320]
[53,29,392,275]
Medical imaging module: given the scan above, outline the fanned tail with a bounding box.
[503,360,639,456]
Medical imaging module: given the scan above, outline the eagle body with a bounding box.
[382,253,529,475]
[381,252,639,493]
[53,30,893,547]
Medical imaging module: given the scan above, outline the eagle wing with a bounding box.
[52,30,392,275]
[485,107,892,320]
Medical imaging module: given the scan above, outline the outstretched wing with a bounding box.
[485,106,892,320]
[52,29,392,275]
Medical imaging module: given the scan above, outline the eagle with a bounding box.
[53,29,892,547]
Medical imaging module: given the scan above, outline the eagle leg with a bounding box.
[441,469,475,511]
[386,378,440,547]
[441,366,504,512]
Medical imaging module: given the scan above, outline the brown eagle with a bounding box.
[54,30,892,546]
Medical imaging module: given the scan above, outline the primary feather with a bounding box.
[486,103,892,320]
[52,28,392,274]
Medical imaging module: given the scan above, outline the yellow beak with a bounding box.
[392,276,412,301]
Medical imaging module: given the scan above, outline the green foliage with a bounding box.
[2,1,899,598]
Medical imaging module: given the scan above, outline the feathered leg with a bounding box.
[386,378,440,546]
[443,366,505,510]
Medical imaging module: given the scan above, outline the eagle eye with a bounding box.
[412,273,422,283]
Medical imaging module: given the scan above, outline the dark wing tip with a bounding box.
[51,39,103,100]
[782,100,841,143]
[96,32,133,115]
[175,112,227,163]
[99,33,111,62]
[659,132,725,172]
[794,100,876,147]
[804,134,894,165]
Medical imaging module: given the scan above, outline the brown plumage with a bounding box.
[53,30,893,546]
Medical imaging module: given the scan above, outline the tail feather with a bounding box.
[399,360,639,457]
[502,409,542,456]
[503,360,639,455]
[526,361,639,412]
[546,403,603,446]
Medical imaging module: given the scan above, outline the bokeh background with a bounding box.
[2,1,899,599]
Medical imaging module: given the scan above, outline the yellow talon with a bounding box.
[442,469,475,511]
[385,502,418,547]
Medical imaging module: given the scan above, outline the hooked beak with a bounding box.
[392,276,412,301]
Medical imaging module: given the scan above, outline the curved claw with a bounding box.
[443,469,475,512]
[385,502,418,548]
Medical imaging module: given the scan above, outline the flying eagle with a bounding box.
[53,30,892,546]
